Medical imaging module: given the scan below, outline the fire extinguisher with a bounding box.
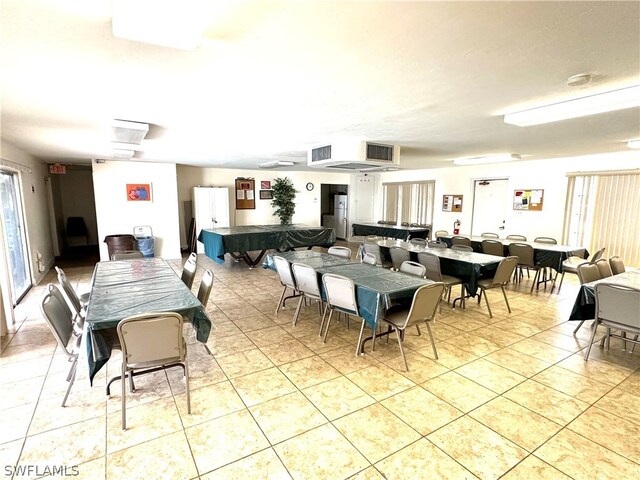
[453,219,461,235]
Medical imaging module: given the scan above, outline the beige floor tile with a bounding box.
[474,326,526,348]
[209,321,243,338]
[206,333,256,358]
[618,371,640,396]
[535,429,640,480]
[346,466,386,480]
[230,367,297,407]
[375,438,477,480]
[532,365,615,403]
[557,354,636,385]
[0,376,45,410]
[0,439,23,475]
[490,319,545,337]
[500,455,572,480]
[105,370,174,414]
[73,456,107,480]
[232,314,278,332]
[422,372,496,413]
[0,356,51,385]
[296,332,350,354]
[593,387,640,426]
[319,347,379,375]
[275,423,369,480]
[107,431,197,480]
[530,330,589,352]
[428,342,479,369]
[380,386,462,435]
[279,356,342,389]
[568,406,640,463]
[175,380,245,427]
[442,333,502,356]
[302,376,375,421]
[201,448,292,480]
[29,387,106,435]
[469,397,562,452]
[383,351,449,383]
[509,339,573,364]
[455,359,527,394]
[483,348,551,377]
[346,363,415,401]
[244,326,293,347]
[259,338,316,365]
[503,380,589,425]
[250,391,327,444]
[167,354,227,392]
[186,409,269,474]
[333,403,420,463]
[427,416,527,480]
[215,348,274,378]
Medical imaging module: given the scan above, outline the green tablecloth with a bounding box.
[84,258,210,383]
[352,223,431,241]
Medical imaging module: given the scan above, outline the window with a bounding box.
[382,181,435,226]
[563,170,640,265]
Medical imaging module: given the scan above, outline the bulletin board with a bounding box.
[442,194,463,212]
[235,178,255,210]
[513,189,544,211]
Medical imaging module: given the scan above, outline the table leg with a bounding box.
[230,250,268,268]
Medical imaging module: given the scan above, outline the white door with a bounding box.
[471,179,509,237]
[212,188,230,228]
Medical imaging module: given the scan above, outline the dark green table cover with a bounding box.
[569,269,640,321]
[352,223,431,241]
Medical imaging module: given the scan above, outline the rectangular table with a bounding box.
[199,224,336,267]
[352,223,431,241]
[84,258,211,383]
[569,269,640,321]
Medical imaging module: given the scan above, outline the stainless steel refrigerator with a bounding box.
[333,194,348,239]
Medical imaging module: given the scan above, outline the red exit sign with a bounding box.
[49,164,66,174]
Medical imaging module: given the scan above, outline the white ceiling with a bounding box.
[1,1,639,170]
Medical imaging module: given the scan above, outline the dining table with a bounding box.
[569,268,640,321]
[351,223,431,241]
[84,257,211,383]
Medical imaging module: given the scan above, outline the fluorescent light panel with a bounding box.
[111,120,149,144]
[504,85,640,126]
[453,154,520,166]
[257,161,295,169]
[627,140,640,149]
[111,149,135,160]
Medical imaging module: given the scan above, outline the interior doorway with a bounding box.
[471,178,509,237]
[320,183,349,240]
[0,170,31,305]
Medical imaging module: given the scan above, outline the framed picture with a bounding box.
[259,190,273,200]
[261,180,271,189]
[126,183,152,201]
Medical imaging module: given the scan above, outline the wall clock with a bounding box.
[306,182,314,191]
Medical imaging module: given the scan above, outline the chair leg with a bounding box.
[481,287,493,318]
[275,286,287,314]
[185,358,191,415]
[121,365,127,430]
[557,272,565,292]
[395,327,408,371]
[572,320,585,335]
[61,357,78,407]
[424,321,438,360]
[500,285,511,313]
[355,320,367,356]
[318,303,329,336]
[530,269,540,293]
[415,324,421,336]
[292,295,304,326]
[584,321,600,361]
[322,309,334,343]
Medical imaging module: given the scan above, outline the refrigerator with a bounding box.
[333,194,348,239]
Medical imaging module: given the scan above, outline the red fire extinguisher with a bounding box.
[453,219,461,235]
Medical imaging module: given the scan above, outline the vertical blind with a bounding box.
[382,184,399,223]
[563,171,640,266]
[382,181,435,226]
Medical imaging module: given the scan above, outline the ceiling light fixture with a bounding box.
[453,154,521,166]
[504,84,640,126]
[111,149,135,160]
[111,119,149,144]
[628,140,640,149]
[257,161,295,169]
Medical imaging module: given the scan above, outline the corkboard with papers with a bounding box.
[513,189,543,211]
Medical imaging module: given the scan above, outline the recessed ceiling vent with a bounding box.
[308,140,400,170]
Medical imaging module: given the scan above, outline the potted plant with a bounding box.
[271,177,297,224]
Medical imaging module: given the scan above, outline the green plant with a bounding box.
[271,177,297,224]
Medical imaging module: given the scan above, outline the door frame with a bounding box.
[470,177,509,236]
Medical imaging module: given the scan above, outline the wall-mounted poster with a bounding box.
[513,189,544,210]
[126,183,152,201]
[235,178,255,209]
[260,180,271,190]
[259,190,273,200]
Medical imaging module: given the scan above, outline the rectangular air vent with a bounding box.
[366,143,394,162]
[311,145,332,162]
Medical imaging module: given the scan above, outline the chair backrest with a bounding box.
[399,283,445,330]
[427,241,447,249]
[534,237,557,245]
[434,230,448,238]
[417,252,443,282]
[363,243,382,265]
[508,242,535,266]
[409,238,427,246]
[362,253,377,265]
[117,312,185,368]
[609,256,625,275]
[506,234,527,241]
[490,256,519,286]
[273,255,296,289]
[594,259,613,278]
[364,235,380,244]
[291,263,321,298]
[111,250,144,260]
[590,247,606,262]
[481,232,499,238]
[389,247,410,270]
[595,283,640,329]
[481,239,504,256]
[322,274,358,315]
[197,270,214,305]
[399,261,426,278]
[40,284,76,359]
[451,244,473,252]
[327,246,352,259]
[377,220,385,224]
[451,236,472,247]
[55,266,82,314]
[181,257,197,289]
[401,222,410,226]
[577,263,601,284]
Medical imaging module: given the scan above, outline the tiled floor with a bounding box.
[1,247,639,479]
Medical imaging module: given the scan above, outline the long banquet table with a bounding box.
[199,224,336,267]
[352,223,431,241]
[84,258,211,382]
[569,269,640,321]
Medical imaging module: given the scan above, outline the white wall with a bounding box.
[379,151,640,241]
[92,160,181,260]
[176,166,352,247]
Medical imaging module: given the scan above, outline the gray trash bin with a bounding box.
[133,225,155,258]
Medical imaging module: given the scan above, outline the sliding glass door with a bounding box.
[0,170,31,304]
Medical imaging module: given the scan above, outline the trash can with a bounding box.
[104,234,136,259]
[133,225,155,258]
